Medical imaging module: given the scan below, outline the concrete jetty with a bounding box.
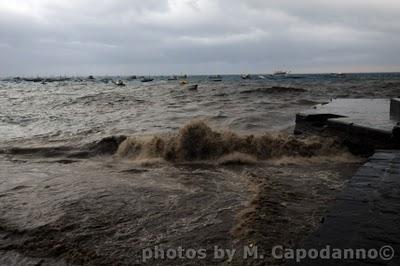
[295,98,400,154]
[289,99,400,265]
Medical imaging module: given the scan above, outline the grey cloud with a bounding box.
[0,0,399,76]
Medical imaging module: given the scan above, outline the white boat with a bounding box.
[241,74,251,79]
[114,80,126,86]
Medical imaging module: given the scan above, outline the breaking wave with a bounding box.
[2,121,357,164]
[116,121,351,163]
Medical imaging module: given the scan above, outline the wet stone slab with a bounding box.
[289,150,400,266]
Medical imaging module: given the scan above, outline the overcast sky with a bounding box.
[1,0,400,76]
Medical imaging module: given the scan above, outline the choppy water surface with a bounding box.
[1,73,399,147]
[0,73,399,265]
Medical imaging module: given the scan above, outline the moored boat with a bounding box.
[141,77,154,82]
[114,80,126,86]
[186,84,198,90]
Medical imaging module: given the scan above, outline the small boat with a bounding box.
[334,72,346,77]
[32,78,44,82]
[114,80,126,86]
[141,77,154,82]
[87,75,95,80]
[24,77,43,82]
[127,75,137,80]
[186,84,198,90]
[258,75,266,79]
[209,75,222,82]
[241,74,251,79]
[167,75,178,80]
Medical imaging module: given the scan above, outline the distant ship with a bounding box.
[273,70,290,76]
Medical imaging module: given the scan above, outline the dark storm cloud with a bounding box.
[0,0,399,76]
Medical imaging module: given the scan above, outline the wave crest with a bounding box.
[117,121,347,162]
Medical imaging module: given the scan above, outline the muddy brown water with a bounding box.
[2,73,395,264]
[0,151,361,265]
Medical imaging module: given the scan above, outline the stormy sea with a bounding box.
[0,73,399,265]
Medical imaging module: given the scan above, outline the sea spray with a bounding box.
[116,121,350,162]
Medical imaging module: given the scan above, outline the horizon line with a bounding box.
[2,71,400,79]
